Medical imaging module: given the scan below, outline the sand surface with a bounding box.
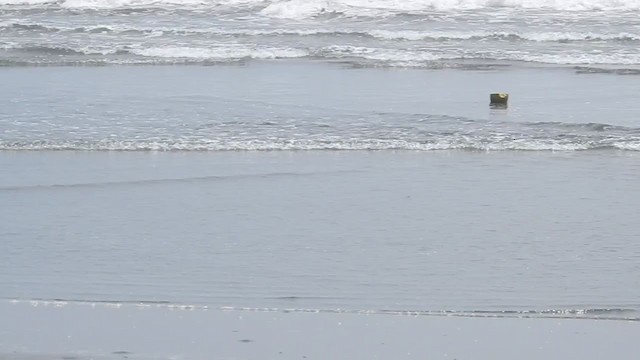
[1,301,638,360]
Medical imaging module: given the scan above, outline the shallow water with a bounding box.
[2,2,640,358]
[2,147,639,319]
[2,64,640,321]
[2,63,640,151]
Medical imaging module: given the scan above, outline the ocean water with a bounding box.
[1,64,640,323]
[3,0,640,67]
[1,0,640,333]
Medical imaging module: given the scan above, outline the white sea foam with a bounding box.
[3,41,640,65]
[311,45,460,68]
[317,45,450,62]
[3,21,639,44]
[370,30,478,41]
[0,0,53,4]
[517,51,640,65]
[2,0,640,67]
[612,141,640,150]
[260,0,338,18]
[260,0,640,18]
[2,137,640,151]
[131,45,308,60]
[60,0,204,8]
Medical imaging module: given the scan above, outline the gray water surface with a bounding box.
[2,150,639,317]
[1,64,640,320]
[3,0,640,67]
[2,64,640,151]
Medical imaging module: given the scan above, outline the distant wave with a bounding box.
[0,43,121,55]
[0,44,306,59]
[3,298,638,321]
[368,30,640,43]
[3,0,640,13]
[0,44,309,65]
[4,21,640,44]
[11,45,98,55]
[259,0,640,18]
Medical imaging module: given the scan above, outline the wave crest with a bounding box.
[130,45,307,60]
[4,42,640,66]
[4,21,640,44]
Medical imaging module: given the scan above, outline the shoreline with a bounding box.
[1,301,638,360]
[3,298,639,322]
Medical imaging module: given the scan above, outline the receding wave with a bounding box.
[574,66,640,75]
[223,306,640,321]
[3,298,638,321]
[527,121,625,131]
[2,137,640,151]
[3,119,639,151]
[0,170,351,191]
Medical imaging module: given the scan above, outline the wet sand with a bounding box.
[1,301,638,360]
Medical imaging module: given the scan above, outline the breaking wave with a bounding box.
[4,42,640,66]
[4,21,640,44]
[0,44,309,64]
[130,46,307,60]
